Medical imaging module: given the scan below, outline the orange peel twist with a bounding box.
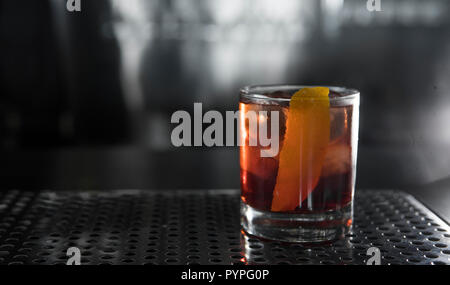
[271,87,330,212]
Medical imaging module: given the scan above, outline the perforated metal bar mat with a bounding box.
[0,189,449,265]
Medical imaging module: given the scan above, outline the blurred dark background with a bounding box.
[0,0,450,219]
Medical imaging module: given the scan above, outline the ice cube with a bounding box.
[321,143,351,177]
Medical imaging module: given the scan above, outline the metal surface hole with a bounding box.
[317,253,330,258]
[432,261,447,265]
[388,238,401,243]
[428,237,440,242]
[32,258,47,264]
[417,246,431,252]
[187,249,200,253]
[405,234,418,239]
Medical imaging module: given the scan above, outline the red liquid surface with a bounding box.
[240,101,355,213]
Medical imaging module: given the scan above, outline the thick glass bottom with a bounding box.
[241,201,352,243]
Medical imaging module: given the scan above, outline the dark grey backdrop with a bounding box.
[0,0,449,220]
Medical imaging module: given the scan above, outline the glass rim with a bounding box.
[240,84,360,102]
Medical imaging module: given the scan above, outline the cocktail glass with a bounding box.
[240,85,359,243]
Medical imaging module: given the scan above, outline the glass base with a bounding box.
[241,201,352,243]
